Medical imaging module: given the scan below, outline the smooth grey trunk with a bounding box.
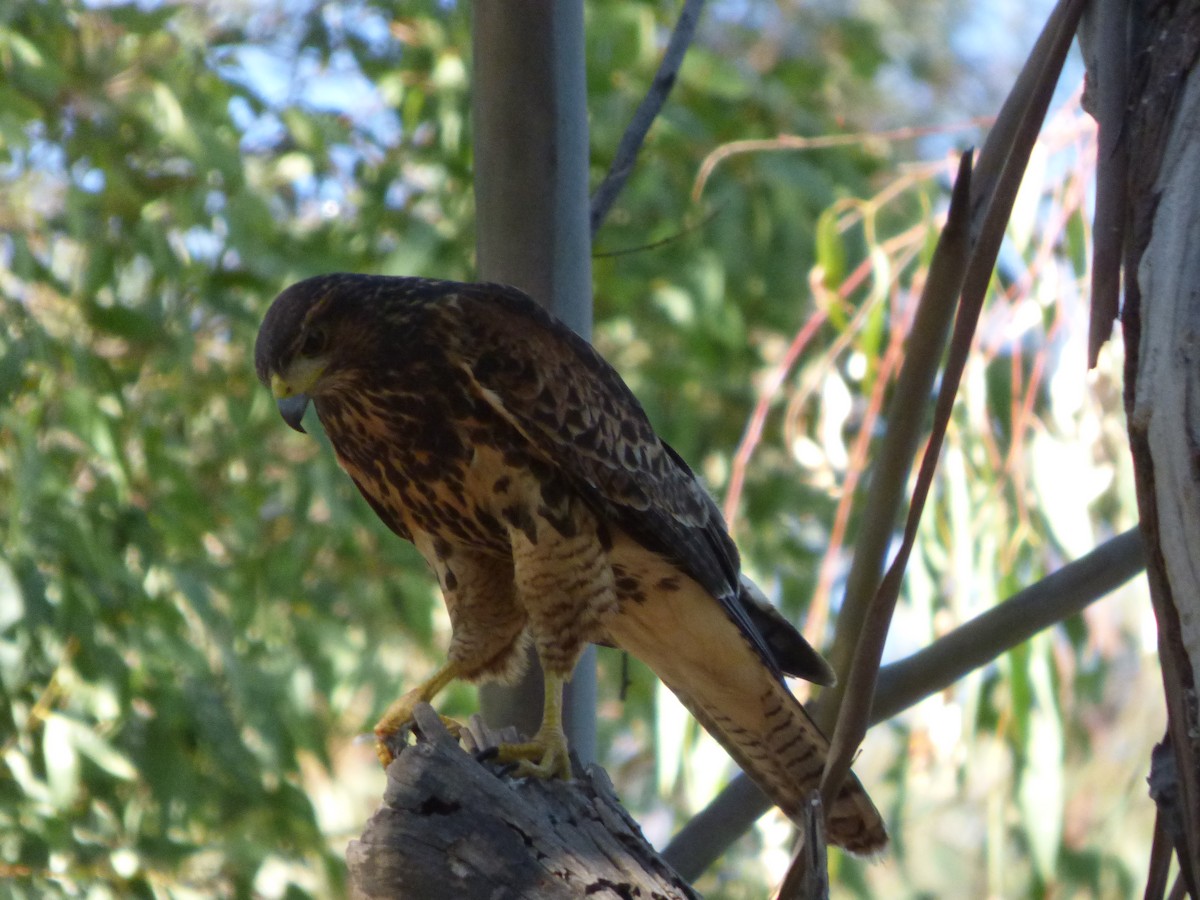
[471,0,597,764]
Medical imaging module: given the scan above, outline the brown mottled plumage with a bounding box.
[254,273,887,854]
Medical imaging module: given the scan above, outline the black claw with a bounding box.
[474,746,522,778]
[382,728,412,757]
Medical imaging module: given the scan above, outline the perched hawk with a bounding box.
[255,274,886,854]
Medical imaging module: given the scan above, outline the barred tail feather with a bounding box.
[669,673,887,854]
[604,536,887,854]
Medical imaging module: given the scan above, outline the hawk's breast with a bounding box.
[314,379,583,559]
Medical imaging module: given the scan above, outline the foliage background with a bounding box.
[0,1,1155,897]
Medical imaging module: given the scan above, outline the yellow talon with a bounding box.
[492,672,573,779]
[373,660,462,765]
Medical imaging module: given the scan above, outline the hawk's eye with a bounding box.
[298,327,328,358]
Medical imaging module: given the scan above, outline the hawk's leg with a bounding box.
[373,659,462,765]
[492,494,617,780]
[372,542,528,765]
[492,671,571,780]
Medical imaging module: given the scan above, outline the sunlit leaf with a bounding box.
[42,714,81,810]
[1018,636,1064,884]
[815,206,847,289]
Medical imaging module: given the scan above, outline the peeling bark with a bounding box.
[1108,0,1200,889]
[346,705,699,900]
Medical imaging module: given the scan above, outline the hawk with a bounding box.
[255,273,887,854]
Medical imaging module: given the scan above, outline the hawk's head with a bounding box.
[255,274,378,432]
[255,273,437,432]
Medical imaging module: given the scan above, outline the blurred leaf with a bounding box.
[42,714,82,810]
[69,717,139,781]
[1018,636,1064,885]
[84,303,163,344]
[815,206,847,288]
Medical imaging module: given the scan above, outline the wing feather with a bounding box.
[436,283,781,670]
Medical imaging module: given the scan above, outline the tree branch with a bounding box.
[1117,0,1200,888]
[1077,0,1130,367]
[590,0,708,235]
[817,0,1088,836]
[347,705,699,900]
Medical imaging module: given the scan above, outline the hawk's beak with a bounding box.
[270,372,311,434]
[276,394,310,433]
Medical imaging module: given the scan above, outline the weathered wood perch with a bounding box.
[347,704,700,899]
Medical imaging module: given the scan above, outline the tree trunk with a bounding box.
[471,0,598,765]
[1109,0,1200,891]
[346,705,698,899]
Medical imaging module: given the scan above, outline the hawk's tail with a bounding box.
[602,544,886,854]
[669,671,887,854]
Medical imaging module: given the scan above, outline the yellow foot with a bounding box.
[493,727,572,780]
[372,661,463,766]
[374,702,465,766]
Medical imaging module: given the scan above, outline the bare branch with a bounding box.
[1079,0,1130,367]
[816,150,973,808]
[820,0,1088,811]
[590,0,707,235]
[776,794,829,900]
[821,153,972,685]
[870,527,1144,721]
[690,117,994,203]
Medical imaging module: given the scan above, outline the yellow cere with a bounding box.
[270,358,326,399]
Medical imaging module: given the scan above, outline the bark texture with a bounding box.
[1115,0,1200,890]
[346,704,699,900]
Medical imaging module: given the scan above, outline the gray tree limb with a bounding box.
[1117,0,1200,890]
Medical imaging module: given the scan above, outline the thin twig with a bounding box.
[820,0,1088,810]
[818,146,974,814]
[723,302,828,532]
[1085,0,1130,367]
[721,176,920,532]
[592,205,722,258]
[691,117,995,203]
[590,0,708,235]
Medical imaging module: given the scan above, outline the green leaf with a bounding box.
[42,714,82,810]
[84,303,163,344]
[70,722,139,781]
[815,206,847,289]
[1017,636,1064,884]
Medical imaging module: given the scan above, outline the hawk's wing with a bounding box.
[438,283,785,674]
